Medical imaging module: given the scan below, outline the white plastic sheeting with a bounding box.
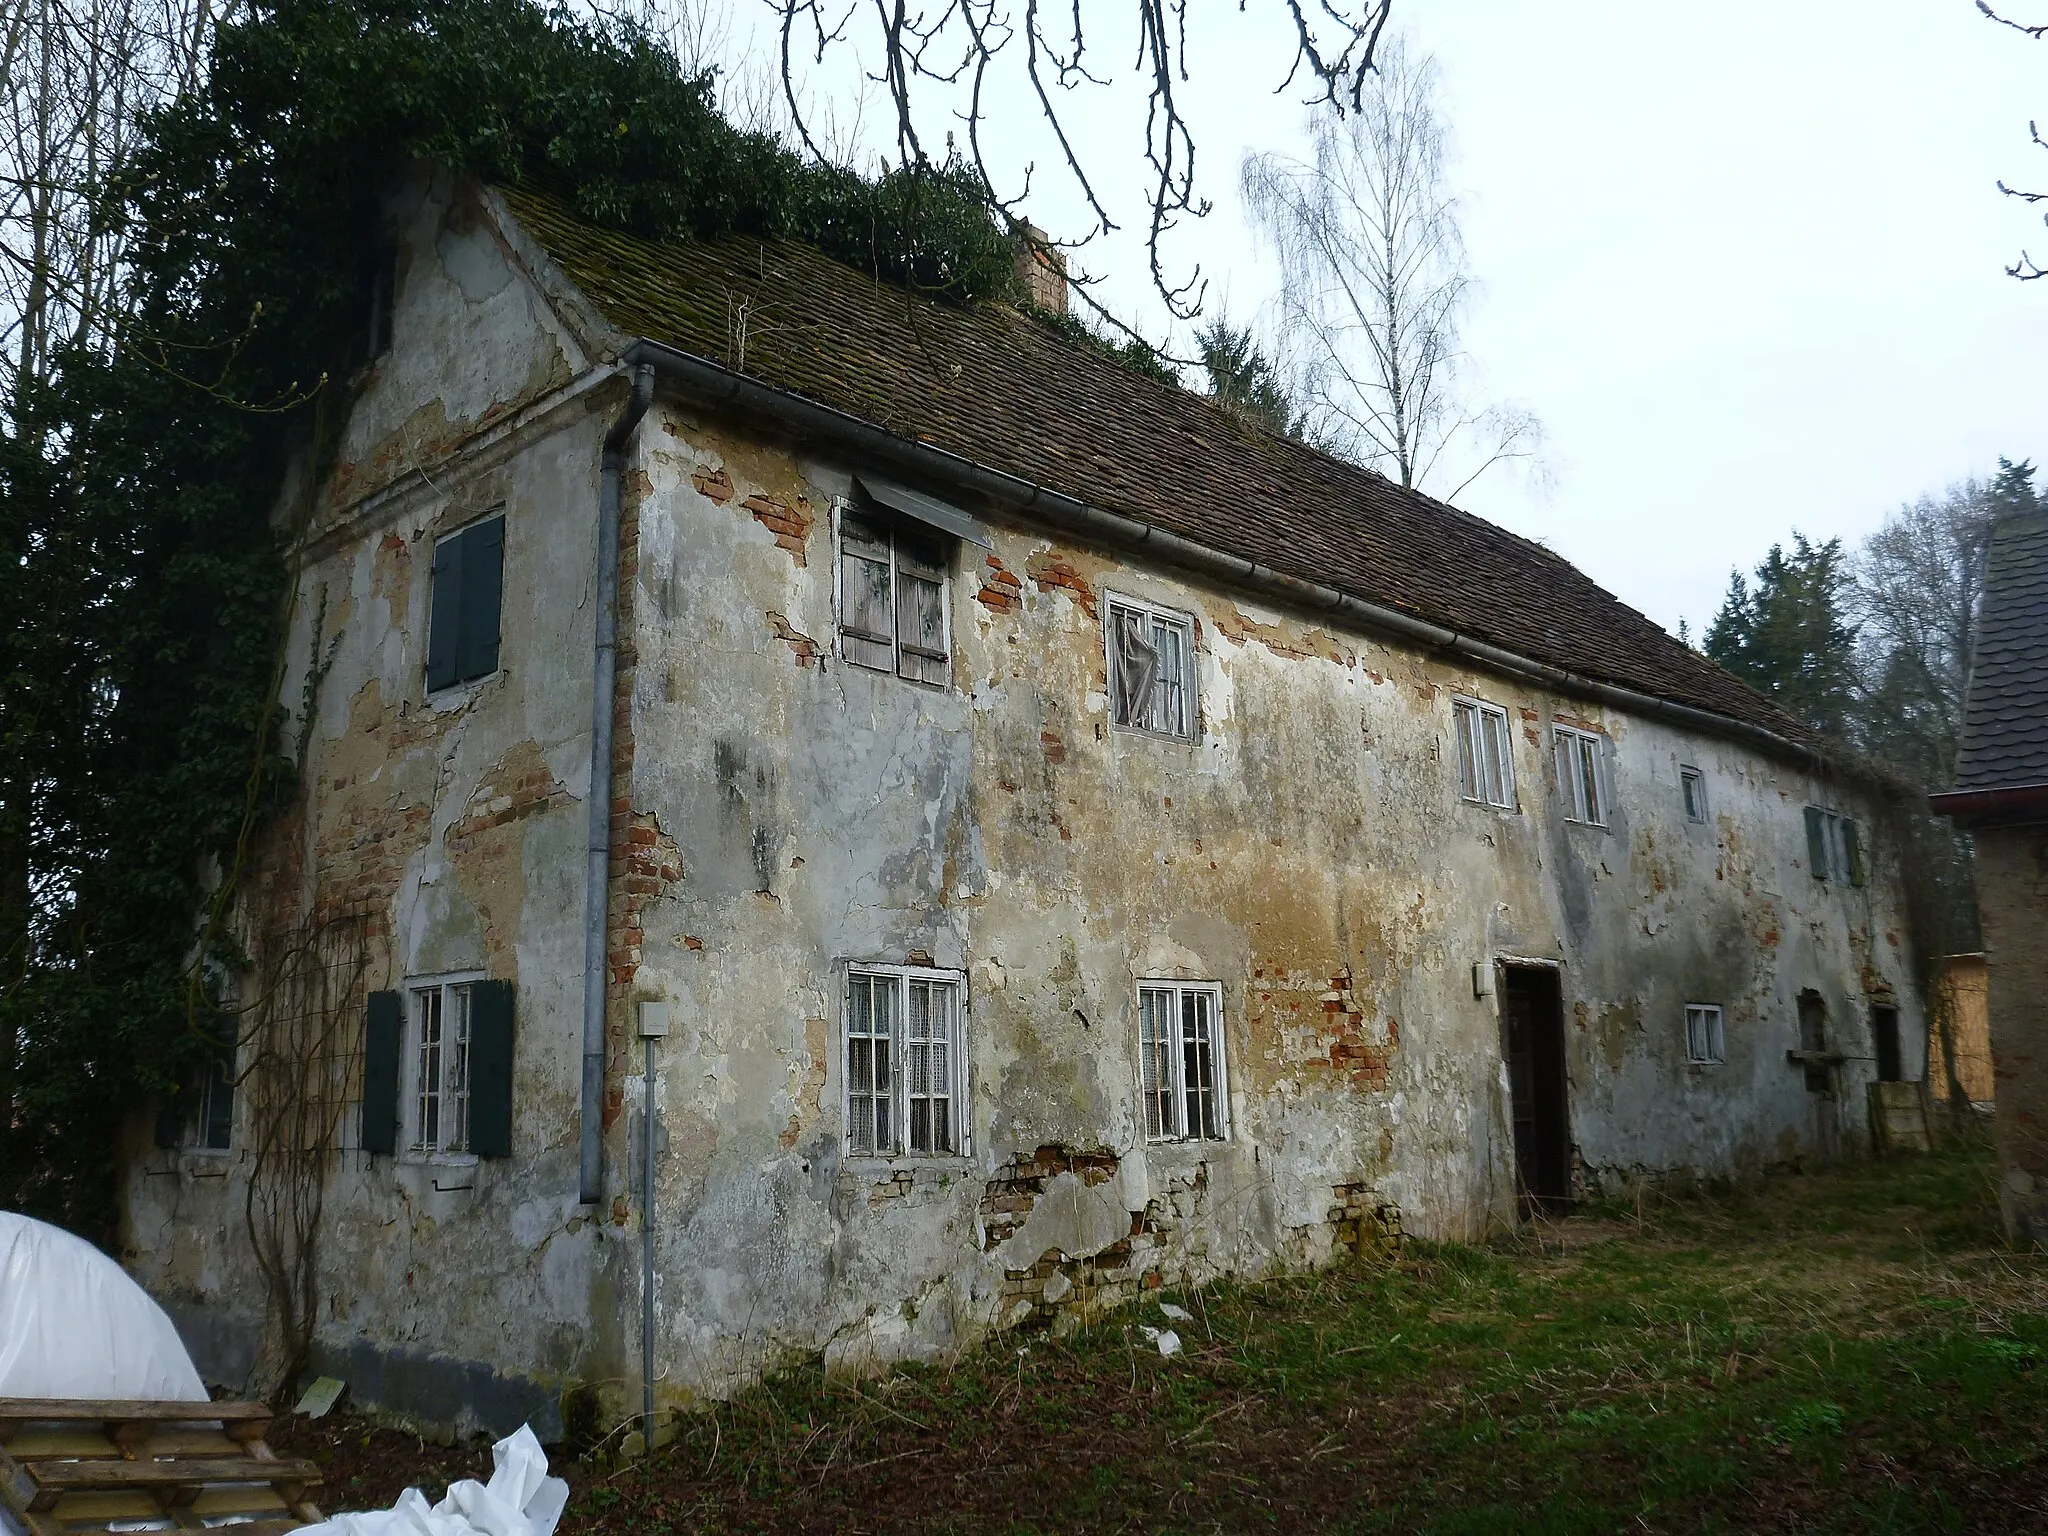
[294,1427,569,1536]
[0,1211,207,1400]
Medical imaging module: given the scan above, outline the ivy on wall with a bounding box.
[0,0,1082,1235]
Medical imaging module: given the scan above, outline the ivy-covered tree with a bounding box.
[1195,319,1299,437]
[0,0,1034,1236]
[1704,534,1860,739]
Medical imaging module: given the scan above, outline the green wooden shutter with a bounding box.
[455,516,504,685]
[466,979,515,1158]
[426,534,464,693]
[1843,820,1866,887]
[362,989,403,1154]
[1804,806,1828,880]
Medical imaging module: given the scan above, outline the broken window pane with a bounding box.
[1110,601,1195,739]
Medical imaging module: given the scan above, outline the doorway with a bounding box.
[1872,1005,1902,1083]
[1501,964,1571,1213]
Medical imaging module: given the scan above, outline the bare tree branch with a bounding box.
[759,0,1394,319]
[1242,34,1539,498]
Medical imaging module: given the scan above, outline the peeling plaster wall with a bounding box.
[619,404,1923,1400]
[124,175,628,1435]
[121,175,1923,1431]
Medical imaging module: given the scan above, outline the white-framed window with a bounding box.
[1106,595,1197,740]
[1452,696,1516,809]
[190,1044,236,1152]
[837,503,951,685]
[1680,764,1708,824]
[409,975,481,1155]
[1684,1003,1726,1065]
[845,964,967,1157]
[1804,806,1865,886]
[1553,724,1609,827]
[1137,981,1229,1143]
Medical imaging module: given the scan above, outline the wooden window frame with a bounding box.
[1804,806,1866,886]
[1136,980,1230,1144]
[1553,724,1609,827]
[843,963,969,1159]
[1680,764,1708,824]
[1684,1003,1726,1065]
[1452,696,1516,810]
[834,500,953,687]
[405,971,485,1159]
[425,511,506,696]
[1104,593,1199,742]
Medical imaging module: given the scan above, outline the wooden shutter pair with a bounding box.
[360,981,516,1157]
[1802,807,1866,886]
[425,516,505,692]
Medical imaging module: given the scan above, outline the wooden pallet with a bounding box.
[0,1399,322,1536]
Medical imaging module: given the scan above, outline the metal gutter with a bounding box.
[619,339,1836,780]
[1928,781,2048,823]
[581,362,655,1206]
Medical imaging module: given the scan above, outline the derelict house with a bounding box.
[125,174,1923,1435]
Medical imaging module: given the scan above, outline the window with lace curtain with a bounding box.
[1106,595,1196,740]
[844,964,967,1157]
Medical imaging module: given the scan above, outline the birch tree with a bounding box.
[1241,35,1537,496]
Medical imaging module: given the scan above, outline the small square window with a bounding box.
[1453,697,1516,809]
[1553,724,1608,826]
[846,965,967,1157]
[410,979,478,1154]
[1138,982,1230,1142]
[1684,1004,1725,1065]
[1107,597,1198,740]
[837,505,952,686]
[1680,765,1708,824]
[426,513,505,693]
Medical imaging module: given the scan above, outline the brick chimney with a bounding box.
[1014,223,1068,316]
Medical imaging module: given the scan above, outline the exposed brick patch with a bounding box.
[1025,551,1098,618]
[1253,964,1395,1090]
[1039,730,1066,765]
[979,1143,1120,1252]
[1317,967,1391,1090]
[767,611,821,666]
[976,554,1024,613]
[1214,607,1314,661]
[446,752,573,851]
[692,465,734,503]
[744,492,814,565]
[1329,1185,1403,1257]
[607,807,683,991]
[987,1151,1207,1335]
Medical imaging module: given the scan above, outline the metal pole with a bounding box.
[642,1032,656,1449]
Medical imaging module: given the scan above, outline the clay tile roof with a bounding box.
[498,184,1821,754]
[1954,512,2048,793]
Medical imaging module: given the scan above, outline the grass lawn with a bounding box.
[287,1135,2048,1533]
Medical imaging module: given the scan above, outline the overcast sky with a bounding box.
[738,1,2048,637]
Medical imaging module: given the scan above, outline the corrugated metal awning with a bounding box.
[858,473,994,549]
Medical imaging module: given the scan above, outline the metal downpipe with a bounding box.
[581,362,655,1206]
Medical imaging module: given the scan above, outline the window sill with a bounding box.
[841,1154,975,1176]
[424,671,502,712]
[1459,797,1520,815]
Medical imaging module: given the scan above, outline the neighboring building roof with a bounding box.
[1951,512,2048,797]
[497,185,1824,755]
